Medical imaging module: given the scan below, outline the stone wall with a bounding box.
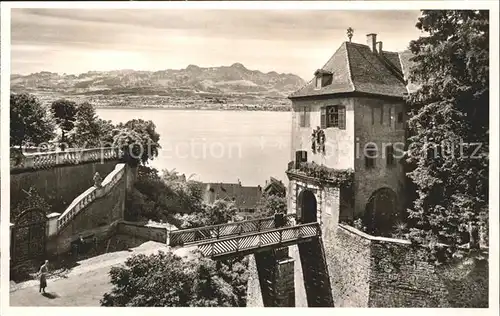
[116,221,168,244]
[329,224,489,307]
[11,160,118,214]
[328,225,372,307]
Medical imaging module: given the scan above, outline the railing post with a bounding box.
[257,219,261,232]
[216,226,220,239]
[211,242,214,256]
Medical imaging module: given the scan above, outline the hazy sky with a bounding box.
[11,9,423,79]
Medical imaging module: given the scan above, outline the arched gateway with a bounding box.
[297,190,318,223]
[364,187,398,236]
[11,209,47,264]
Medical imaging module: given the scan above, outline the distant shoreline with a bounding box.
[94,105,292,112]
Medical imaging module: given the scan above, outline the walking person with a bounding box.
[39,260,49,293]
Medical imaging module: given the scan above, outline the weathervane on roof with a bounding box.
[347,27,354,42]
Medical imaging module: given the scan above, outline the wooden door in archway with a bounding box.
[364,188,398,236]
[297,190,317,224]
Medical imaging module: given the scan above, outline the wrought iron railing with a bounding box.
[169,214,296,246]
[197,222,320,257]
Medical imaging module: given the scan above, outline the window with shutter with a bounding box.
[338,106,346,129]
[320,107,326,128]
[322,105,346,129]
[371,107,375,125]
[380,106,384,125]
[305,108,310,127]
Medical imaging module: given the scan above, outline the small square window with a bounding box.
[365,144,377,169]
[397,112,403,123]
[315,76,322,89]
[386,145,395,166]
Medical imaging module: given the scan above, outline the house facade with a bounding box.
[287,34,414,236]
[199,182,263,219]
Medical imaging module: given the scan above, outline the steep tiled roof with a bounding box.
[290,41,409,99]
[263,177,286,196]
[398,50,420,93]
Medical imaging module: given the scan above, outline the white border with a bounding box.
[1,2,499,316]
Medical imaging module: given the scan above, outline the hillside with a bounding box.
[11,63,306,111]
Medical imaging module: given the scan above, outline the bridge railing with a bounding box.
[169,213,296,246]
[57,163,126,231]
[10,147,122,171]
[197,222,320,257]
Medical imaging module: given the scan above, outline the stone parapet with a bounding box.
[10,147,122,172]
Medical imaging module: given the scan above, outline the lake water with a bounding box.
[96,109,292,186]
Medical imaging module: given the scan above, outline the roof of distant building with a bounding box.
[263,177,286,195]
[198,182,263,209]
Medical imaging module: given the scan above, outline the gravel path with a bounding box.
[9,241,196,306]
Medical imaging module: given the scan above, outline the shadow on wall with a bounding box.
[438,252,488,307]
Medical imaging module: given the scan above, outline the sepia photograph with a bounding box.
[2,1,497,310]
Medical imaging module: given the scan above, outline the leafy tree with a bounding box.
[115,119,161,165]
[125,166,204,222]
[404,10,489,260]
[178,200,237,228]
[70,102,102,148]
[50,99,78,149]
[252,194,287,219]
[111,127,148,167]
[101,251,247,307]
[10,93,55,148]
[97,118,116,146]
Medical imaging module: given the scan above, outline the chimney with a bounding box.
[376,41,383,54]
[366,33,377,52]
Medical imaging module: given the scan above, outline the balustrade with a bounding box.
[11,147,122,171]
[57,164,126,231]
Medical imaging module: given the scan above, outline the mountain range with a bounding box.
[11,63,306,110]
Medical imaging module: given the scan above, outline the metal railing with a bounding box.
[169,214,296,246]
[197,222,320,257]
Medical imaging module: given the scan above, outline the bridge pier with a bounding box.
[298,238,334,307]
[251,248,296,307]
